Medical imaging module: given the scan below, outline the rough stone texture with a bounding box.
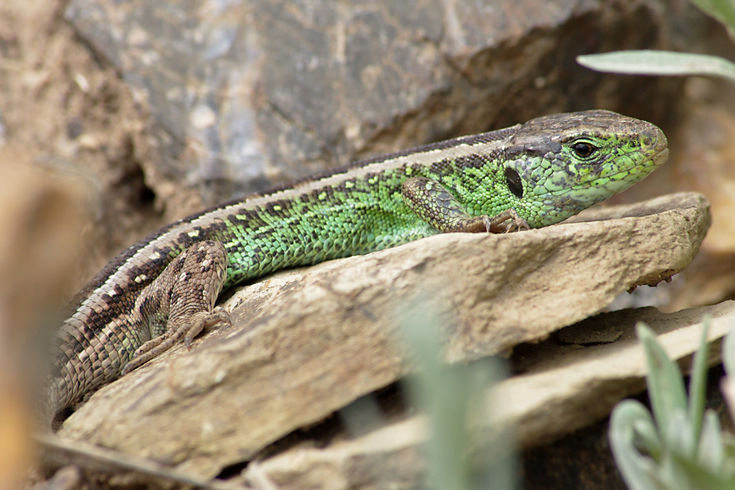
[64,0,698,213]
[0,0,159,288]
[245,302,735,489]
[59,192,709,478]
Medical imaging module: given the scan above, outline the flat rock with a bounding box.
[245,301,735,489]
[59,192,710,478]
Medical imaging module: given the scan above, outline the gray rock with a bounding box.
[64,0,695,212]
[59,192,710,478]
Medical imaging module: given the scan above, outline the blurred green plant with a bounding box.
[692,0,735,38]
[399,303,517,490]
[577,1,735,82]
[609,320,735,489]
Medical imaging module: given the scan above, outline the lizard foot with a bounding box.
[122,307,232,375]
[487,208,530,233]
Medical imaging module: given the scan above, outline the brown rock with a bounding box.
[246,302,735,489]
[58,192,709,478]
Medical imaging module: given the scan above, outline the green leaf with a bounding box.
[398,302,517,490]
[698,410,725,473]
[637,323,689,445]
[668,413,735,490]
[577,51,735,81]
[666,410,695,458]
[401,313,470,490]
[609,400,667,490]
[658,451,695,490]
[721,435,735,477]
[723,326,735,377]
[688,319,710,453]
[633,417,663,461]
[690,0,735,39]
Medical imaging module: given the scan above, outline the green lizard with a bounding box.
[46,110,668,423]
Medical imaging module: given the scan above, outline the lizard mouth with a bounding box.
[652,146,670,167]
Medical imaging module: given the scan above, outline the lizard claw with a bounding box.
[488,209,530,233]
[184,307,232,349]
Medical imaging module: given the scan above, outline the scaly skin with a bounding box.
[47,110,668,423]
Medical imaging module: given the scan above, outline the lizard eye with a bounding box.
[504,167,523,198]
[571,141,597,158]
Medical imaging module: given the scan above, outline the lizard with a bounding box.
[45,109,668,425]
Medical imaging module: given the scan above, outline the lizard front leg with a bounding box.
[121,240,231,375]
[401,177,530,233]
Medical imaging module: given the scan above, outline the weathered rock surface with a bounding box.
[59,192,709,478]
[64,0,700,213]
[244,302,735,489]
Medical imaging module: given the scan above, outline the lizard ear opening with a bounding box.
[504,167,523,198]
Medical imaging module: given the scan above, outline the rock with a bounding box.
[58,192,709,478]
[64,0,701,213]
[246,417,428,490]
[244,301,735,489]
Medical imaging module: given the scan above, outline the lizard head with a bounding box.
[499,110,668,228]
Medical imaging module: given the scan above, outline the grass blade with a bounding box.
[688,319,710,453]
